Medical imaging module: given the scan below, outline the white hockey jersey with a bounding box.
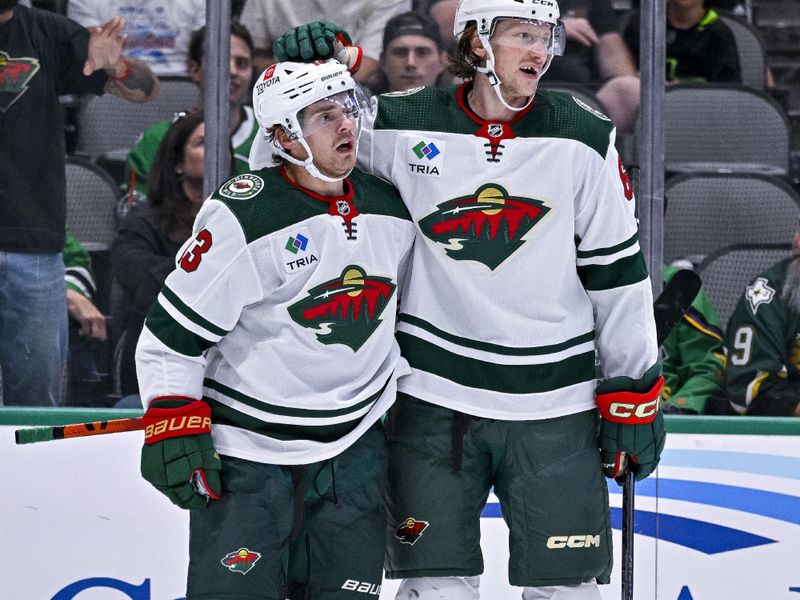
[358,84,659,420]
[136,168,415,464]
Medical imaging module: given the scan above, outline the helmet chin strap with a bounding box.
[475,33,553,113]
[275,138,353,183]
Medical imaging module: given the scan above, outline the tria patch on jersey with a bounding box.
[219,174,264,200]
[746,277,775,314]
[288,265,396,351]
[419,183,550,270]
[407,138,445,177]
[283,228,319,273]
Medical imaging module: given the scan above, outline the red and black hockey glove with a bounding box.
[140,398,222,510]
[273,21,363,74]
[596,366,666,482]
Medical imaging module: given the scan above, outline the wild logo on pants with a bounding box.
[220,548,261,574]
[395,517,429,545]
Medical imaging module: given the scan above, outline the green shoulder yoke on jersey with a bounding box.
[374,85,614,158]
[210,168,410,244]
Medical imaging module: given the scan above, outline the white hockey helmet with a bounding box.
[249,59,372,182]
[453,0,565,111]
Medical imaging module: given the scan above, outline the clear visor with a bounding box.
[294,86,372,140]
[489,18,566,56]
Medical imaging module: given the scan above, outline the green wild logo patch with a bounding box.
[288,265,396,351]
[419,183,550,269]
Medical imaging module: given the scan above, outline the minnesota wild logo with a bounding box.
[288,265,396,351]
[419,184,550,269]
[0,52,40,113]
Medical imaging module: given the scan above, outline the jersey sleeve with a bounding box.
[724,270,798,415]
[63,229,96,298]
[575,130,658,384]
[135,199,263,407]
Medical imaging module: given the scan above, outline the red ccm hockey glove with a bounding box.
[140,398,222,510]
[596,371,666,482]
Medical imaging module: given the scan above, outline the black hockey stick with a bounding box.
[620,268,702,600]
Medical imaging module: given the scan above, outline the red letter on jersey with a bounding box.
[180,229,213,272]
[618,157,633,201]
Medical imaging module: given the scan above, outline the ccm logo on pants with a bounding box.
[546,535,601,549]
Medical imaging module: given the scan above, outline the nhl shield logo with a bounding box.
[220,548,262,575]
[395,517,429,545]
[336,199,351,216]
[487,124,504,138]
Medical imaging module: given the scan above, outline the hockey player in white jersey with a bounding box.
[135,59,415,599]
[274,1,665,598]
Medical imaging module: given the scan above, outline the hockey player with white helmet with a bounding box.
[136,59,415,599]
[275,0,664,597]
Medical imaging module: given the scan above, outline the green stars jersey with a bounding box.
[661,264,724,414]
[136,167,415,464]
[357,84,659,420]
[724,258,800,415]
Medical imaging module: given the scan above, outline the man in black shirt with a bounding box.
[0,0,158,406]
[624,0,741,84]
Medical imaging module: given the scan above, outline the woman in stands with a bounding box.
[111,110,215,404]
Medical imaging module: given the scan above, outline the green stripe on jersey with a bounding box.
[578,251,648,291]
[161,286,228,337]
[203,376,387,419]
[397,332,596,394]
[400,314,594,356]
[576,233,639,259]
[144,301,214,357]
[205,397,361,443]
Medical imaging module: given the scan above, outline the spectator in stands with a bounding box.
[238,0,411,83]
[65,230,111,407]
[122,22,257,204]
[369,11,449,94]
[662,265,725,414]
[623,0,741,84]
[724,221,800,416]
[545,0,640,134]
[65,230,107,343]
[0,1,158,407]
[426,0,457,52]
[112,111,210,402]
[67,0,206,77]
